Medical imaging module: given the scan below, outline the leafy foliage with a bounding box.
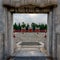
[26,24,30,30]
[18,23,21,30]
[44,24,47,30]
[40,24,45,30]
[31,23,36,31]
[13,22,47,30]
[21,22,26,28]
[13,23,18,30]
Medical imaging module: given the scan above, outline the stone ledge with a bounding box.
[3,0,57,9]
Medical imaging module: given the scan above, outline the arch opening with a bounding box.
[4,4,55,60]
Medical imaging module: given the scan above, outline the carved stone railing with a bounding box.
[3,0,57,8]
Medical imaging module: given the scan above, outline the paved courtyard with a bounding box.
[12,47,47,60]
[12,32,48,60]
[15,51,45,56]
[13,56,47,60]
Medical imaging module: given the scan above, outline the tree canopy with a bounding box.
[13,22,47,30]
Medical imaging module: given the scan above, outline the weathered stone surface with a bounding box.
[56,34,60,60]
[0,0,4,33]
[56,24,60,34]
[14,32,47,43]
[0,0,60,60]
[3,0,57,8]
[52,0,60,59]
[0,33,3,60]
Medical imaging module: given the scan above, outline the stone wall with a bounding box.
[13,32,47,52]
[57,34,60,60]
[0,0,5,59]
[0,33,3,60]
[14,32,47,43]
[0,0,60,60]
[53,0,60,59]
[3,0,57,7]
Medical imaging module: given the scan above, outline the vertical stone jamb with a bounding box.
[47,11,53,56]
[52,8,57,60]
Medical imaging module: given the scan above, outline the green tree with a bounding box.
[40,24,45,30]
[44,24,47,30]
[13,23,18,30]
[26,23,30,30]
[31,23,36,31]
[38,24,41,30]
[35,24,39,29]
[21,22,26,28]
[18,23,21,30]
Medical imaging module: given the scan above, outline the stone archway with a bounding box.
[4,4,56,58]
[0,0,58,60]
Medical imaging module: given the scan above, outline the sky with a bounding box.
[13,14,47,25]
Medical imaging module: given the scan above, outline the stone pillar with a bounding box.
[3,8,9,60]
[0,0,5,60]
[3,8,16,58]
[52,8,57,60]
[50,0,60,60]
[7,12,16,55]
[53,0,60,60]
[10,14,16,54]
[0,0,4,32]
[47,11,53,56]
[7,11,15,55]
[7,11,12,55]
[56,34,60,60]
[0,33,4,60]
[48,8,57,60]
